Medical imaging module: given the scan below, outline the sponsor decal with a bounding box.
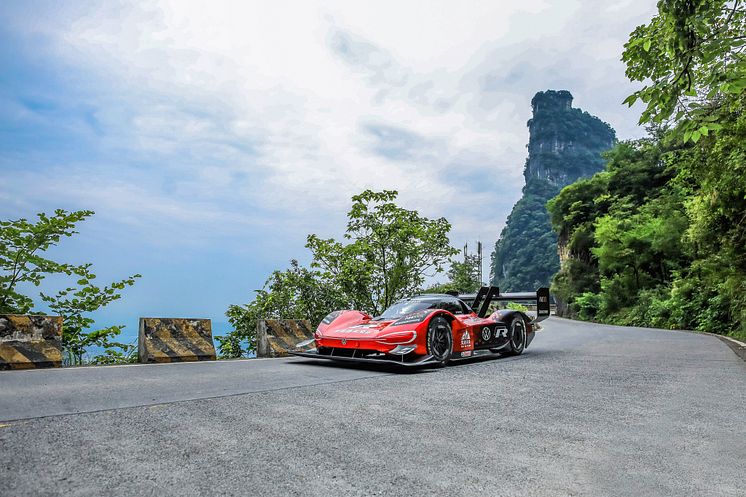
[461,350,472,357]
[481,327,491,341]
[343,325,376,334]
[460,330,472,350]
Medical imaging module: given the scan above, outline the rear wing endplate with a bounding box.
[458,286,551,322]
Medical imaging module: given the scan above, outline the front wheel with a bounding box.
[505,315,526,356]
[426,316,453,365]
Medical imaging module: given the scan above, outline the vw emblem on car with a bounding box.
[481,327,491,341]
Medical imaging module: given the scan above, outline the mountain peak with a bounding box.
[490,90,616,291]
[531,90,573,115]
[524,89,615,187]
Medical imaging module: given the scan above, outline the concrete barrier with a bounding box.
[0,315,63,370]
[138,318,216,363]
[257,319,315,358]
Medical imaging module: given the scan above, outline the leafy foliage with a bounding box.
[622,0,746,141]
[219,190,458,357]
[491,180,561,292]
[0,209,93,314]
[424,252,482,294]
[219,260,345,358]
[549,0,746,340]
[0,210,140,364]
[306,190,457,315]
[445,253,482,293]
[41,265,140,365]
[505,302,529,312]
[548,138,692,321]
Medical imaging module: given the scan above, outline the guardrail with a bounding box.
[0,315,63,370]
[1,314,219,368]
[138,318,216,363]
[256,319,315,358]
[2,307,559,369]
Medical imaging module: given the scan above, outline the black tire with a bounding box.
[426,316,453,365]
[505,315,527,356]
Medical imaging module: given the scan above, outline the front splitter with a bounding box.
[288,350,442,368]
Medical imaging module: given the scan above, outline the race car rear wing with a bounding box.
[458,286,551,321]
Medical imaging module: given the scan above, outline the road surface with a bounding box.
[1,317,744,496]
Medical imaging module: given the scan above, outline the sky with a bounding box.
[1,0,657,342]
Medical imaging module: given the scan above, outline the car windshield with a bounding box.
[374,299,437,320]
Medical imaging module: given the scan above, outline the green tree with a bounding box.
[424,252,482,294]
[220,190,459,357]
[623,0,746,140]
[41,265,140,365]
[492,180,562,292]
[1,209,93,313]
[547,138,687,321]
[0,210,140,364]
[306,190,457,315]
[547,1,746,339]
[219,260,345,358]
[447,254,482,293]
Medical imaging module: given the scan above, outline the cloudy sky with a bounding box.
[1,0,656,339]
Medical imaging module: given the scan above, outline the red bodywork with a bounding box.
[314,308,534,360]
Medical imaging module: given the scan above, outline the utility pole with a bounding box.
[477,241,483,285]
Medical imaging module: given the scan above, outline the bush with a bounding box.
[572,292,602,321]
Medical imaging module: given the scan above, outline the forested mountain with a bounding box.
[490,90,615,291]
[547,1,746,340]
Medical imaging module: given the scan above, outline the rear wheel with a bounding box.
[426,316,453,365]
[505,315,526,356]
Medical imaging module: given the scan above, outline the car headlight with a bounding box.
[376,330,417,345]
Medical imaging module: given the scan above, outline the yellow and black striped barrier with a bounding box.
[0,315,63,370]
[138,318,216,363]
[257,320,315,358]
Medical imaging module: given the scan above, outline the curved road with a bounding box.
[1,317,744,496]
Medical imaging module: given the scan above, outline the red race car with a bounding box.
[291,286,550,367]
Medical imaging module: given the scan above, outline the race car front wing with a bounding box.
[289,347,510,367]
[288,349,442,367]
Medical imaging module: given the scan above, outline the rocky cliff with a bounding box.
[490,90,615,291]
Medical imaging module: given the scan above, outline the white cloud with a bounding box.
[3,0,656,273]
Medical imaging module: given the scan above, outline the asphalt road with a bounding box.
[1,317,744,497]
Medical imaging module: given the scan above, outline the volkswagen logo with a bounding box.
[481,327,491,341]
[341,338,347,345]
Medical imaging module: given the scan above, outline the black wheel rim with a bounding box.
[430,322,451,360]
[511,319,525,350]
